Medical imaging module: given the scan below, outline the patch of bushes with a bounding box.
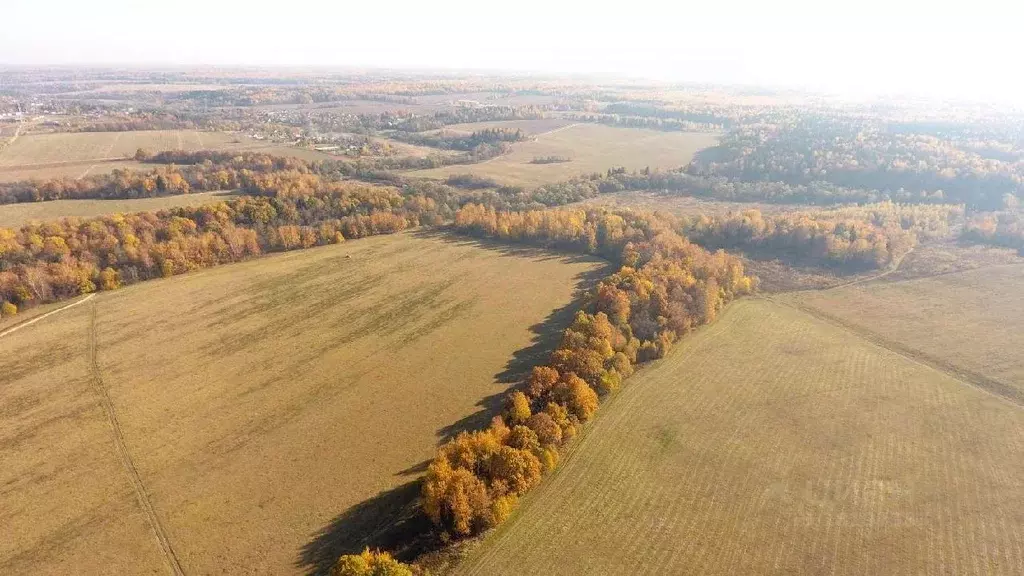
[332,549,412,576]
[445,174,500,190]
[529,155,571,164]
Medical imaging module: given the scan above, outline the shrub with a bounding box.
[597,369,622,395]
[331,548,412,576]
[539,446,559,472]
[1,301,16,317]
[491,494,519,525]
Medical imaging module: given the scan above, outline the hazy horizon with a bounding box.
[3,0,1022,103]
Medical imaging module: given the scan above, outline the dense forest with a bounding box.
[688,121,1024,210]
[675,202,961,269]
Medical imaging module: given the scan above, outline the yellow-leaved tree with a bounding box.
[331,548,412,576]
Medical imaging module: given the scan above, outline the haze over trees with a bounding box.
[3,68,1024,576]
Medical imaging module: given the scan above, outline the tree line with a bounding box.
[422,205,753,537]
[674,202,961,270]
[486,167,963,210]
[0,182,441,313]
[391,127,525,151]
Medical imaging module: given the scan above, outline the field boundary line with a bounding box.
[87,302,186,576]
[0,293,96,339]
[768,296,1024,408]
[534,122,579,137]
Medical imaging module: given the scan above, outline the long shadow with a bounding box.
[411,226,605,267]
[296,481,442,574]
[297,228,611,572]
[420,228,612,443]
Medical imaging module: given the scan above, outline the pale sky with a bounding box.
[2,0,1021,101]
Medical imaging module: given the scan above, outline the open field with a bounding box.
[890,240,1024,282]
[457,298,1024,575]
[0,160,147,183]
[0,130,254,171]
[788,263,1024,399]
[0,191,235,228]
[437,119,574,136]
[0,232,603,574]
[411,124,719,187]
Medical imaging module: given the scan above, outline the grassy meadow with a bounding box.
[0,130,260,182]
[0,130,249,167]
[0,232,604,574]
[412,124,719,187]
[0,191,235,228]
[457,298,1024,575]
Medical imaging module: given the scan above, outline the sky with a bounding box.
[2,0,1021,102]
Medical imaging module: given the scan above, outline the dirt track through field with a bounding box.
[0,293,96,339]
[88,302,185,576]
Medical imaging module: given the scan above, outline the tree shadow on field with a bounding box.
[296,481,442,575]
[417,228,612,443]
[297,229,611,572]
[412,226,606,267]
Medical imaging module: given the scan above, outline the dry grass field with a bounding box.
[0,232,603,575]
[0,191,234,228]
[411,124,719,187]
[0,160,145,183]
[457,298,1024,576]
[0,130,249,167]
[789,264,1024,400]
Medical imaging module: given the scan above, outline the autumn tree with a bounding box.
[526,366,559,398]
[331,549,412,576]
[551,373,599,423]
[421,459,494,536]
[504,391,531,425]
[526,412,562,447]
